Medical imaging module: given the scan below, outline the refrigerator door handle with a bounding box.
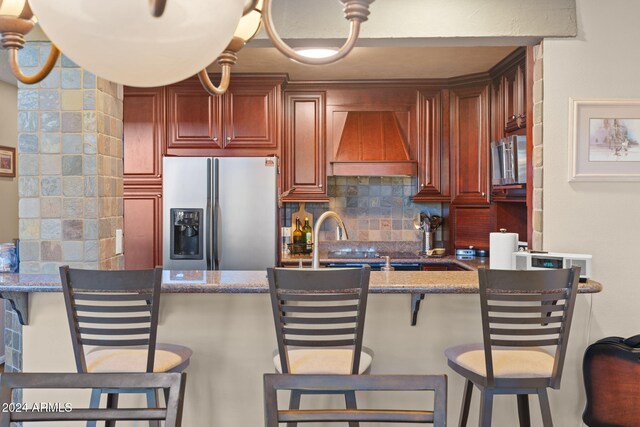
[213,158,220,270]
[206,159,212,270]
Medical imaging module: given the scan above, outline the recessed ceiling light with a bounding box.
[295,48,340,59]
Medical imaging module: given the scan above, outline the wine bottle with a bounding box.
[303,217,313,246]
[293,217,305,246]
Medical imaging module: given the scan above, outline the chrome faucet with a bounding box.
[312,211,349,269]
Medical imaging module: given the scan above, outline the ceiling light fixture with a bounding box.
[198,0,263,96]
[296,48,341,59]
[0,0,373,95]
[0,0,60,84]
[263,0,374,65]
[26,0,244,87]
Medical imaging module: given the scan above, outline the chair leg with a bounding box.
[537,388,554,427]
[86,388,102,427]
[287,390,302,427]
[105,392,119,427]
[345,390,360,427]
[478,389,494,427]
[458,379,474,427]
[517,394,531,427]
[146,389,160,427]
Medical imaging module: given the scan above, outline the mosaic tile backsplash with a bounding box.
[282,176,446,242]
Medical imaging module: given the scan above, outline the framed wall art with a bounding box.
[0,146,16,178]
[569,99,640,181]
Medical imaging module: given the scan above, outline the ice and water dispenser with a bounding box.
[170,208,203,260]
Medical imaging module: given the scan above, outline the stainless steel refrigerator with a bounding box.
[162,157,278,270]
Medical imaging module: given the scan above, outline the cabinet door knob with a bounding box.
[319,184,323,188]
[510,115,516,120]
[421,183,425,188]
[226,136,231,141]
[213,137,218,142]
[482,192,486,197]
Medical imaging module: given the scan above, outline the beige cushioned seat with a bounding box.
[273,348,373,375]
[86,343,192,373]
[445,343,554,379]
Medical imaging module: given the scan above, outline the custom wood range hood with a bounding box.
[330,110,418,176]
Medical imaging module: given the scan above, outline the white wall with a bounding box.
[544,0,640,425]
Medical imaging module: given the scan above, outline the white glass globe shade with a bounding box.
[28,0,245,87]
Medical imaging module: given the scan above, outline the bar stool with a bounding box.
[267,266,373,427]
[263,373,448,426]
[59,266,193,427]
[444,267,580,427]
[0,372,186,427]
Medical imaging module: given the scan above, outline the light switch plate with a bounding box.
[115,229,123,255]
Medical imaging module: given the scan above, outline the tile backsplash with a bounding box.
[282,176,445,242]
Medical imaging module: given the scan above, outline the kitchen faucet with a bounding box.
[312,211,349,269]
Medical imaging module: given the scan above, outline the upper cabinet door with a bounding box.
[282,92,327,201]
[166,80,223,150]
[223,80,281,149]
[450,83,490,205]
[413,89,449,202]
[123,86,165,185]
[503,62,526,133]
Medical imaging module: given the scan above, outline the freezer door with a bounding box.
[214,157,278,270]
[162,157,211,270]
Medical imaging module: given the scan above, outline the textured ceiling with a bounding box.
[207,46,518,81]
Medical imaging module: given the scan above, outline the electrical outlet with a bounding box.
[115,229,123,255]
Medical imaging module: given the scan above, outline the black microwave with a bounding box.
[491,135,527,186]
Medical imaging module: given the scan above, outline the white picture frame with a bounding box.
[569,98,640,181]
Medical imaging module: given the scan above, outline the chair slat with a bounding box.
[490,327,562,336]
[278,293,359,302]
[74,304,151,313]
[487,293,566,302]
[279,409,435,423]
[284,339,355,347]
[280,315,358,325]
[79,327,151,336]
[487,304,566,314]
[279,304,359,314]
[81,338,150,347]
[76,316,151,324]
[11,408,167,422]
[282,327,357,336]
[491,338,561,347]
[488,315,564,325]
[72,293,151,302]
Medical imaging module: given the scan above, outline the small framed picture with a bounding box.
[569,99,640,181]
[0,146,16,178]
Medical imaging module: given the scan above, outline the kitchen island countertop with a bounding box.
[0,268,603,294]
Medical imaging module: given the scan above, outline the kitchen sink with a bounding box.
[327,250,380,259]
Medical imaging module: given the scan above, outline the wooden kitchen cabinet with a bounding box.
[123,86,165,186]
[166,75,284,156]
[490,48,526,135]
[450,82,490,205]
[449,204,497,251]
[282,91,327,201]
[413,89,449,202]
[123,188,163,269]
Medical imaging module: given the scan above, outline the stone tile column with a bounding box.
[531,43,544,251]
[16,42,124,273]
[6,42,124,373]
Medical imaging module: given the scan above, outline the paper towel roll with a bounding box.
[490,230,518,269]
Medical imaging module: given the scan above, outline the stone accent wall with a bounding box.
[532,43,544,250]
[283,176,445,243]
[9,42,124,375]
[16,42,124,273]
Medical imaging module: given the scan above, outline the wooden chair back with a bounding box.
[0,372,185,427]
[478,267,580,388]
[59,266,163,373]
[263,373,447,426]
[267,267,371,374]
